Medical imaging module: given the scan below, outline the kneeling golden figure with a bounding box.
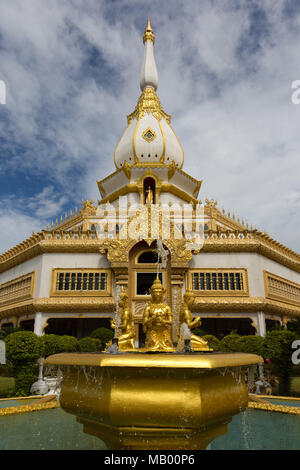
[143,277,174,352]
[178,290,211,351]
[110,288,135,350]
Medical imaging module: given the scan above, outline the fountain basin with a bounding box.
[45,352,262,450]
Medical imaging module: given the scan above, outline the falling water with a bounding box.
[173,286,180,342]
[113,284,121,339]
[176,323,192,352]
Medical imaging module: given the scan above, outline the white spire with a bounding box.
[140,18,158,91]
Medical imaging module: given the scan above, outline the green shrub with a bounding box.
[42,334,79,357]
[287,318,300,336]
[0,329,7,341]
[262,330,297,395]
[1,326,23,337]
[59,335,79,353]
[90,327,114,350]
[78,337,102,353]
[0,364,14,377]
[202,335,221,351]
[235,335,265,356]
[14,363,38,397]
[5,331,44,396]
[42,334,63,358]
[219,332,242,352]
[6,331,44,364]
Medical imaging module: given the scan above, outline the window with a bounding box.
[138,251,161,264]
[191,269,248,295]
[136,272,163,296]
[264,271,300,306]
[0,272,36,306]
[52,270,110,296]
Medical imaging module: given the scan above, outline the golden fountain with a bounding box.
[45,278,262,450]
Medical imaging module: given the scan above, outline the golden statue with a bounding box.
[178,290,211,351]
[143,277,174,351]
[145,186,154,204]
[110,288,135,350]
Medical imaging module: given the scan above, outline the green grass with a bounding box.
[291,377,300,394]
[0,377,15,396]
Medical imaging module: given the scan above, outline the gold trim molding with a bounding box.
[0,400,60,416]
[0,295,300,321]
[248,401,300,415]
[0,229,299,275]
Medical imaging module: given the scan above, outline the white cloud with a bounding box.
[0,0,299,253]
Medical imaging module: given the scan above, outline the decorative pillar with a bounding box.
[170,270,185,342]
[34,312,45,337]
[257,312,266,337]
[113,268,129,291]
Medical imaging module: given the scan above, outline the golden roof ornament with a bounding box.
[143,17,155,44]
[127,87,171,124]
[81,199,97,215]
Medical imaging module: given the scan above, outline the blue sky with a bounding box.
[0,0,299,252]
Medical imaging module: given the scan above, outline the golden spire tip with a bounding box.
[143,17,155,44]
[146,17,152,31]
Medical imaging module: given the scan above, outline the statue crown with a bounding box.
[150,277,165,292]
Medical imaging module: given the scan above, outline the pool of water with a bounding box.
[266,398,300,407]
[0,406,106,450]
[211,404,300,450]
[0,400,299,450]
[0,398,39,409]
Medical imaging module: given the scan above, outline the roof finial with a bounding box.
[143,17,155,44]
[140,18,158,91]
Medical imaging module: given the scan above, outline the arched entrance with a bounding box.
[128,240,171,346]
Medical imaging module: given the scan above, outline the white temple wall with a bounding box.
[169,171,195,195]
[190,252,300,297]
[159,192,185,206]
[0,255,43,294]
[38,252,110,298]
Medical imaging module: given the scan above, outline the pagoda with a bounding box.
[0,20,299,342]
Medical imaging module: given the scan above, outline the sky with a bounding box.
[0,0,299,253]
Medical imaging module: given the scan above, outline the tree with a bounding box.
[262,330,297,396]
[6,331,44,396]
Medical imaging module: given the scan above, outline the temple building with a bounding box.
[0,20,299,342]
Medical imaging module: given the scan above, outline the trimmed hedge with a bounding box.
[42,334,79,357]
[5,331,44,396]
[59,335,79,353]
[235,335,265,356]
[78,337,102,353]
[219,332,241,352]
[262,330,297,395]
[202,335,221,351]
[90,327,114,350]
[6,331,44,364]
[42,335,63,357]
